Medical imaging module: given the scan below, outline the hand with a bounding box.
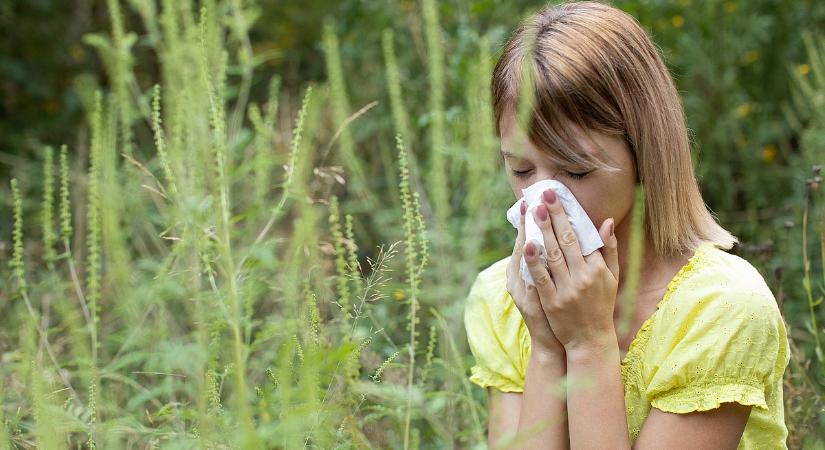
[506,200,565,357]
[522,188,620,353]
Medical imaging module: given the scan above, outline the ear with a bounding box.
[599,218,619,280]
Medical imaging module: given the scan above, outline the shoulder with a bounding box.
[464,255,530,392]
[641,246,791,405]
[660,243,780,320]
[646,243,789,371]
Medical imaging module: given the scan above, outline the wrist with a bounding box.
[530,340,565,363]
[565,333,619,363]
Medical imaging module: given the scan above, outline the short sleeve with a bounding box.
[643,284,789,414]
[464,258,528,393]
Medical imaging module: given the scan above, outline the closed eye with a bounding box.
[510,169,592,179]
[566,170,592,180]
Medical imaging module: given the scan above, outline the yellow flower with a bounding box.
[798,64,811,75]
[392,289,406,301]
[70,44,85,62]
[671,16,685,28]
[735,103,752,118]
[742,50,760,65]
[678,0,691,6]
[723,2,737,13]
[761,144,777,163]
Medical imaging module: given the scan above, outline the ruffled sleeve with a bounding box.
[464,257,529,393]
[642,275,790,414]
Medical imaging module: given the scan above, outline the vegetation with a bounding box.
[0,0,823,448]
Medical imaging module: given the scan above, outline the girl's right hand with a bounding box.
[505,200,565,358]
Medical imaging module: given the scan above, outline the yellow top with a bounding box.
[464,242,790,448]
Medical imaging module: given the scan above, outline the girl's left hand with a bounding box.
[521,188,620,353]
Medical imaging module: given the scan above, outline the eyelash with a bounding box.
[511,169,591,180]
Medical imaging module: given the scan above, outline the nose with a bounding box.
[535,168,561,181]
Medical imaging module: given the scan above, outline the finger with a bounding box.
[507,200,528,295]
[523,282,545,320]
[542,188,586,274]
[523,241,556,300]
[598,217,619,280]
[532,203,571,283]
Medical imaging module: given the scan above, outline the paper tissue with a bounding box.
[506,179,604,287]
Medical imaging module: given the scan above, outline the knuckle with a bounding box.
[560,230,578,246]
[534,273,552,288]
[572,278,589,291]
[548,247,564,263]
[563,293,579,305]
[542,300,560,315]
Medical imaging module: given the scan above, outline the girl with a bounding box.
[463,2,790,449]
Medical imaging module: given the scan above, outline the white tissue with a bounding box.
[506,179,604,287]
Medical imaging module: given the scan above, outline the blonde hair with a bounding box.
[491,0,737,257]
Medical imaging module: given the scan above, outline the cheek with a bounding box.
[508,176,533,200]
[509,180,522,200]
[572,181,633,228]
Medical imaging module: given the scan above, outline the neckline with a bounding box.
[618,241,714,365]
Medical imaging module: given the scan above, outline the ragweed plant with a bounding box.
[6,1,822,449]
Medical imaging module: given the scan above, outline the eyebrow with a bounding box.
[500,145,600,160]
[500,147,608,173]
[499,149,524,159]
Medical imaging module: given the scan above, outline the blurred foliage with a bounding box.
[0,0,823,447]
[0,0,98,168]
[2,0,824,236]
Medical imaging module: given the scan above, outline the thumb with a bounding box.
[599,218,619,280]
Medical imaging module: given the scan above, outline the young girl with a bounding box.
[463,2,790,449]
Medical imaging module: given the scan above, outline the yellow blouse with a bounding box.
[464,242,791,448]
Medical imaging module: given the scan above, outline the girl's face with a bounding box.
[498,112,638,233]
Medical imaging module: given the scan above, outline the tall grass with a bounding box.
[781,29,825,449]
[0,1,822,449]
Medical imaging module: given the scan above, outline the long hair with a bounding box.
[491,0,737,257]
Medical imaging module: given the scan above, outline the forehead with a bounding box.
[498,112,600,161]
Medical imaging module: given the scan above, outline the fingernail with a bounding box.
[520,200,526,215]
[543,189,557,204]
[525,243,535,257]
[609,218,615,236]
[536,204,549,221]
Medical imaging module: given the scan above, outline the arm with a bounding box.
[524,192,753,448]
[488,199,569,449]
[487,348,569,450]
[565,338,751,450]
[635,402,751,449]
[487,389,520,448]
[515,348,569,449]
